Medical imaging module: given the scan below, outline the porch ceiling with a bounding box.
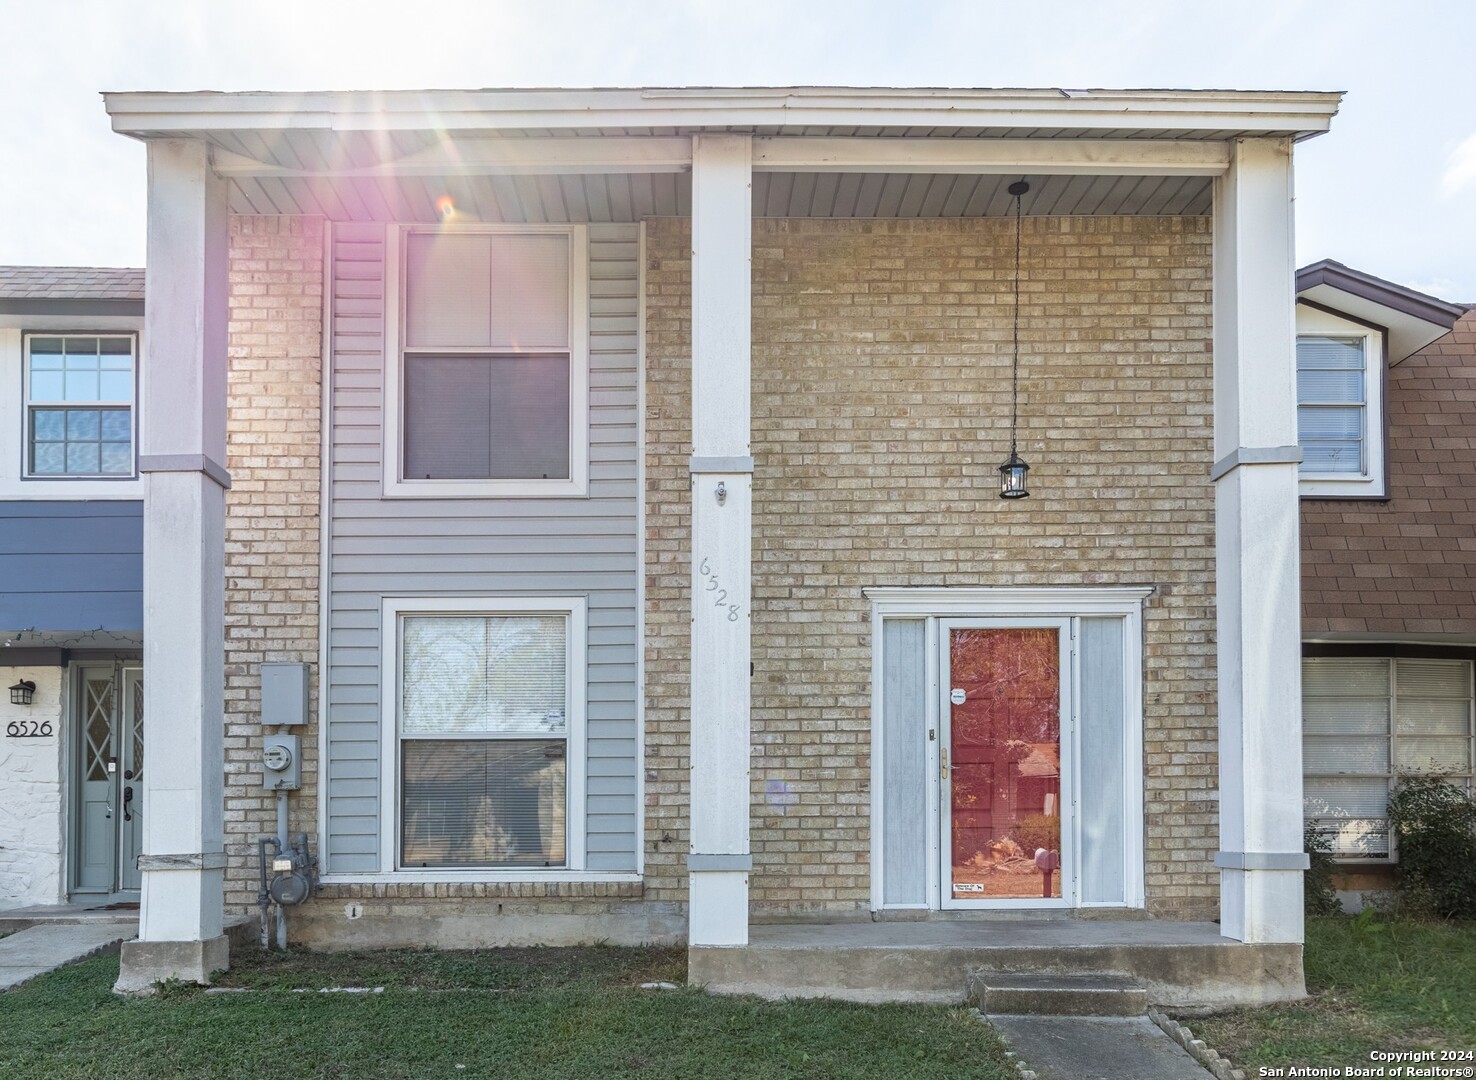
[109,86,1336,222]
[227,169,1211,222]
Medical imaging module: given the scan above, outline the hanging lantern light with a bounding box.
[9,679,36,706]
[1000,179,1031,500]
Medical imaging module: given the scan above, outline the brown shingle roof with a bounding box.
[0,266,144,301]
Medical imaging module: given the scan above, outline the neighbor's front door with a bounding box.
[941,621,1070,908]
[72,665,143,896]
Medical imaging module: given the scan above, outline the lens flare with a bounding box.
[435,195,457,221]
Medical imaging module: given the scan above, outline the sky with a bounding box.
[0,0,1472,300]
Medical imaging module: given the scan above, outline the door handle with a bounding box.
[122,786,135,822]
[940,748,949,780]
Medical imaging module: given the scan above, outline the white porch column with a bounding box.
[687,133,753,947]
[1211,137,1309,944]
[116,139,232,992]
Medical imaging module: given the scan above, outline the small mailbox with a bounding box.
[261,663,310,728]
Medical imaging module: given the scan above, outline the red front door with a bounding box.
[946,625,1063,902]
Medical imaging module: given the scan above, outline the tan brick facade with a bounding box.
[645,216,1221,920]
[222,215,324,912]
[1302,309,1476,636]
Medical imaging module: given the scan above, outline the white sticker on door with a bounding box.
[949,688,966,706]
[954,882,984,893]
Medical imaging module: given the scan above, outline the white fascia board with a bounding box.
[103,87,1344,140]
[210,135,1227,179]
[753,136,1231,176]
[210,137,694,177]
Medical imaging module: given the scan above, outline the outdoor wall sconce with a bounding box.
[9,680,36,706]
[999,179,1032,501]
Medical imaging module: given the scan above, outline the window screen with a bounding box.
[399,613,569,869]
[26,336,134,476]
[403,354,571,480]
[1297,337,1366,475]
[400,231,574,484]
[1303,657,1475,858]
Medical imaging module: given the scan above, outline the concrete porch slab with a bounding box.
[688,920,1304,1008]
[0,901,141,934]
[0,923,134,991]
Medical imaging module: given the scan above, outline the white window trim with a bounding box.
[866,586,1149,913]
[372,595,589,882]
[15,330,140,486]
[1296,306,1386,498]
[381,224,590,500]
[1303,654,1476,864]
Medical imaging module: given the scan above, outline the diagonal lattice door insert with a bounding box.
[83,676,115,783]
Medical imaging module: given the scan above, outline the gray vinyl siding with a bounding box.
[325,222,640,875]
[0,500,142,632]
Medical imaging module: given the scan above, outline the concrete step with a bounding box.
[970,972,1149,1016]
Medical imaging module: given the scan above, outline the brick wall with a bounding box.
[645,216,1220,919]
[1302,309,1476,635]
[222,215,324,912]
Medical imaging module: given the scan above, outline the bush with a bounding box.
[1387,776,1476,920]
[1012,813,1059,856]
[1304,821,1343,916]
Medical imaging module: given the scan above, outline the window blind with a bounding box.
[1302,656,1475,859]
[1297,336,1366,475]
[401,739,567,868]
[401,615,567,737]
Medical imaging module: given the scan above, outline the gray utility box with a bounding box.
[262,733,302,791]
[261,663,310,728]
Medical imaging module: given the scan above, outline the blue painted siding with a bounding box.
[0,501,143,631]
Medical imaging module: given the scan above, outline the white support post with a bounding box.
[687,134,753,948]
[1211,137,1309,945]
[115,139,232,992]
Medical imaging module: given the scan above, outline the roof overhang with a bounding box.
[102,87,1343,224]
[104,85,1343,144]
[1297,260,1468,362]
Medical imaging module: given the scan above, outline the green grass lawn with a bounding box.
[0,945,1017,1079]
[1190,916,1476,1070]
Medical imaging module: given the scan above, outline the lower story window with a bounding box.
[1303,655,1475,859]
[391,600,585,871]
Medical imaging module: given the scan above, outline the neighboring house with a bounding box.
[0,267,145,907]
[1293,262,1473,902]
[45,85,1347,1002]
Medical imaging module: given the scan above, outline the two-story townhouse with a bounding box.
[0,267,146,908]
[82,86,1347,1005]
[1291,262,1473,905]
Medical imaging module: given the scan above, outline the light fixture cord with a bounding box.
[1011,185,1022,456]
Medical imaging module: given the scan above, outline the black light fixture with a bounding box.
[999,179,1031,500]
[9,680,35,706]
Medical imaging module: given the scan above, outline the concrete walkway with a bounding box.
[0,923,135,991]
[990,1016,1214,1080]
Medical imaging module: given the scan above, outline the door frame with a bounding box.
[66,659,143,899]
[867,586,1150,914]
[939,616,1074,910]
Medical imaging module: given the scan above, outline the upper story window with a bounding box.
[1295,306,1385,498]
[385,226,589,499]
[24,335,136,478]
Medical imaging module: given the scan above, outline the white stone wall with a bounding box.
[0,666,67,907]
